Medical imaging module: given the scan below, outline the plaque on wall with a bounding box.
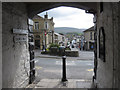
[13,29,28,43]
[14,35,28,43]
[13,29,28,35]
[99,27,105,62]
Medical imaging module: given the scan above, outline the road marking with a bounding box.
[56,61,76,65]
[86,63,93,65]
[76,79,91,82]
[44,70,61,73]
[35,60,38,63]
[35,66,42,69]
[87,69,93,71]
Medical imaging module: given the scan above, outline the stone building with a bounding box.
[84,26,95,50]
[59,33,67,46]
[1,2,120,89]
[54,32,62,45]
[54,32,67,46]
[32,13,54,50]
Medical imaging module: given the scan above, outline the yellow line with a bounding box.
[35,66,43,69]
[87,69,93,71]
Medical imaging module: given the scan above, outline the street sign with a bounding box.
[14,35,28,42]
[13,29,28,35]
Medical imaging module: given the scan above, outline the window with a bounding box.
[34,22,39,30]
[35,35,40,38]
[90,32,92,40]
[45,22,48,29]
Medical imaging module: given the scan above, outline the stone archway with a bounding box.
[2,2,120,88]
[27,2,98,87]
[26,2,97,19]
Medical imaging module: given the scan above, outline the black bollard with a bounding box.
[62,56,68,82]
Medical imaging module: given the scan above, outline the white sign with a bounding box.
[13,29,28,35]
[14,35,27,43]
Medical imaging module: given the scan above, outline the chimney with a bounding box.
[51,17,53,20]
[44,12,48,19]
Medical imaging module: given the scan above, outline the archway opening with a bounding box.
[29,6,95,88]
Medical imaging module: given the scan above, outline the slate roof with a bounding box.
[83,26,94,32]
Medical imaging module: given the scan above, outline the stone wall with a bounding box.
[2,3,30,88]
[96,2,119,88]
[118,2,120,88]
[113,2,120,88]
[0,1,2,90]
[65,50,79,57]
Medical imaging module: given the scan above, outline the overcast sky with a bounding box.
[38,6,94,29]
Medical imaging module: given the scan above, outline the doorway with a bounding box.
[35,40,40,49]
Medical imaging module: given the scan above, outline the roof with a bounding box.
[32,15,43,19]
[54,32,61,36]
[83,26,94,32]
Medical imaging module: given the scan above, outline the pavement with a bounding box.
[26,79,95,88]
[35,48,94,60]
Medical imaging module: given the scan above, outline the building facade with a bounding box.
[84,26,95,51]
[54,33,67,46]
[32,13,54,50]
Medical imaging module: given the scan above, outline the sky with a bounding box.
[38,6,94,29]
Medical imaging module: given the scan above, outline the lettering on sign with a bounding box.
[14,35,28,43]
[13,29,28,43]
[13,29,28,35]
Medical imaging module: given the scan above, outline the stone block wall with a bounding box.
[65,50,79,57]
[96,2,119,88]
[118,2,120,88]
[2,3,30,88]
[113,2,120,88]
[0,1,2,90]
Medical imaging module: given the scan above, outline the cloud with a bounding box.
[38,6,94,29]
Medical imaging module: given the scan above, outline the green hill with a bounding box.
[54,27,85,34]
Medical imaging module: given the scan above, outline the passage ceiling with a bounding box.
[26,2,97,18]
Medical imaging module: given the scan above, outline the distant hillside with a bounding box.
[54,27,85,34]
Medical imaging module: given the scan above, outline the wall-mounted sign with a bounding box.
[14,35,28,43]
[93,15,97,23]
[99,27,105,62]
[13,29,28,35]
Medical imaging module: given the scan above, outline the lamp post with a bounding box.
[44,30,47,52]
[47,30,54,44]
[44,21,48,52]
[52,30,54,44]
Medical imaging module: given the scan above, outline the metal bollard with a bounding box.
[62,56,68,82]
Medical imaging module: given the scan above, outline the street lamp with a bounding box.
[44,30,47,52]
[47,30,54,44]
[44,21,48,52]
[44,20,54,52]
[50,30,54,44]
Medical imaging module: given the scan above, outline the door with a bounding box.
[35,40,40,49]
